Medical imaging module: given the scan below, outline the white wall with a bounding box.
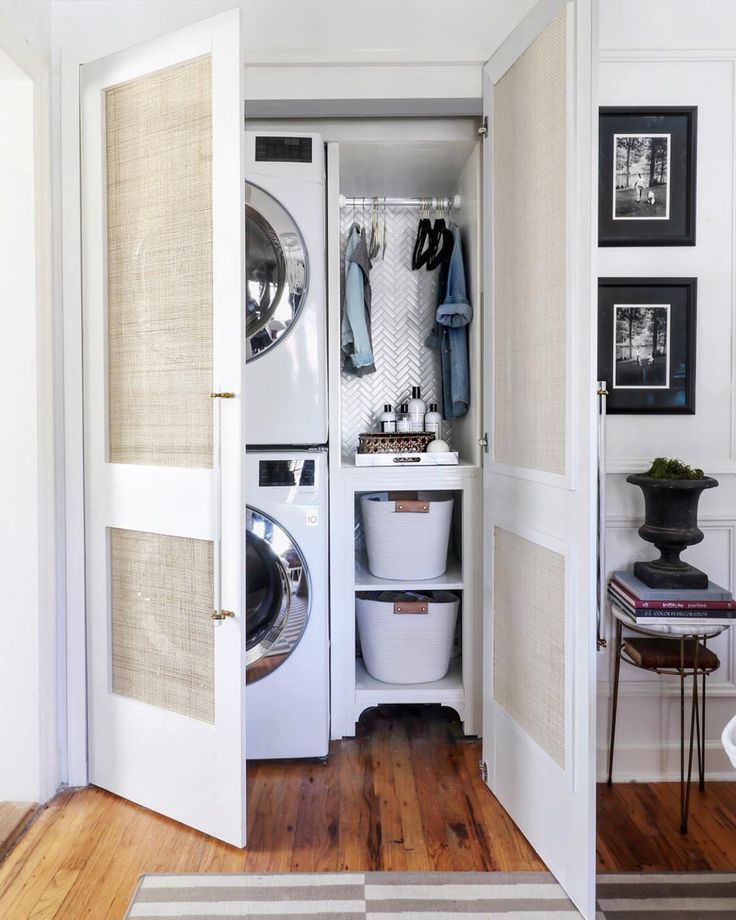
[0,27,55,803]
[0,0,49,57]
[598,0,736,780]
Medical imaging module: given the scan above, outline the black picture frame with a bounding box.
[598,277,696,414]
[599,107,697,246]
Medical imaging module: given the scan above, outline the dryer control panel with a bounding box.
[255,135,312,163]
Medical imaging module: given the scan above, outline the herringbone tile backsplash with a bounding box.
[339,206,450,461]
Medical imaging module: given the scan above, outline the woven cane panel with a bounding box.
[106,56,213,468]
[492,11,567,474]
[339,208,451,461]
[493,527,565,768]
[110,528,215,723]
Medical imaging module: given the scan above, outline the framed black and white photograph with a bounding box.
[598,278,696,414]
[613,304,670,389]
[599,108,697,246]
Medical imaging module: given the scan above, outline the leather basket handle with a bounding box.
[393,600,429,615]
[394,500,429,513]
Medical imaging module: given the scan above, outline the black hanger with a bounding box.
[426,218,452,271]
[412,216,432,269]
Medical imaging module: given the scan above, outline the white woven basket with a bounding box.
[356,591,459,684]
[360,491,454,580]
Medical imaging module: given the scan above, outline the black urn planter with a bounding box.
[626,474,718,589]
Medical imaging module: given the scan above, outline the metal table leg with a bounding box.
[607,618,622,787]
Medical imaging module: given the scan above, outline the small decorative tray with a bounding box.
[358,431,436,454]
[355,451,459,466]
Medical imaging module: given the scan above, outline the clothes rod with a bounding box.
[339,194,461,210]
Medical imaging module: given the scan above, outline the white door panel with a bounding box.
[81,9,246,846]
[482,0,597,916]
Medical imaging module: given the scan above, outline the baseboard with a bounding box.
[597,739,736,782]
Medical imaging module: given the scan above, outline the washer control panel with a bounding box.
[258,458,315,489]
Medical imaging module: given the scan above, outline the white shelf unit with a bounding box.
[325,131,484,739]
[331,462,482,738]
[355,658,464,708]
[355,551,463,591]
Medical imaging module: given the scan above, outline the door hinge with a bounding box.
[479,760,488,782]
[478,433,489,453]
[478,116,488,138]
[211,609,235,621]
[210,392,236,399]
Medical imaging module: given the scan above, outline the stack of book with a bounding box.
[609,570,736,626]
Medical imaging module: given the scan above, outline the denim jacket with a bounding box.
[436,224,472,417]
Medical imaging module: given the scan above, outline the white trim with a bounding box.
[485,0,569,85]
[605,512,736,525]
[60,51,88,787]
[597,739,736,782]
[248,56,488,68]
[607,460,736,475]
[597,679,736,699]
[600,48,736,63]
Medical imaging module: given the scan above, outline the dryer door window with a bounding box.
[245,183,308,362]
[246,508,311,684]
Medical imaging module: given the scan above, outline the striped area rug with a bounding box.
[125,872,578,918]
[125,871,736,918]
[598,872,736,918]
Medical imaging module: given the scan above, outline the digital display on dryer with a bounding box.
[255,136,312,163]
[258,459,315,488]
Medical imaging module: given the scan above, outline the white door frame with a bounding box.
[0,14,57,802]
[60,49,89,787]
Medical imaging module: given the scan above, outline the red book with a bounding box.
[610,578,736,611]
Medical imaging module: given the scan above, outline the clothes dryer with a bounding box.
[245,449,329,759]
[245,132,327,446]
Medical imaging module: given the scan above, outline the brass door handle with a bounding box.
[210,392,236,399]
[211,609,235,621]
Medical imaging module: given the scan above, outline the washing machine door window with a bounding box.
[245,183,308,362]
[246,507,311,684]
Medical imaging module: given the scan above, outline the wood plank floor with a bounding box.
[2,706,736,918]
[0,706,543,920]
[0,803,35,864]
[597,779,736,872]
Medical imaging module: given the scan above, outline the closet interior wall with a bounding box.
[311,117,485,738]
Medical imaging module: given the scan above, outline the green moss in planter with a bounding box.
[642,457,704,481]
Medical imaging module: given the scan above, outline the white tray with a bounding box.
[355,451,459,467]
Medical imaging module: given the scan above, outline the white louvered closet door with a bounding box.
[81,10,247,845]
[481,0,598,916]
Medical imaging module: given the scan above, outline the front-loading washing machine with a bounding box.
[245,132,327,447]
[246,449,329,759]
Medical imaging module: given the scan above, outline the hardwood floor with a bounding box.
[0,804,35,864]
[597,780,736,872]
[0,706,543,919]
[1,706,735,918]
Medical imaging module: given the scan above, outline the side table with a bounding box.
[607,603,726,833]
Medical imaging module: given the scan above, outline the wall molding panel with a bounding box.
[600,48,736,779]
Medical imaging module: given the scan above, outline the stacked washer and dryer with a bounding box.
[244,133,330,759]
